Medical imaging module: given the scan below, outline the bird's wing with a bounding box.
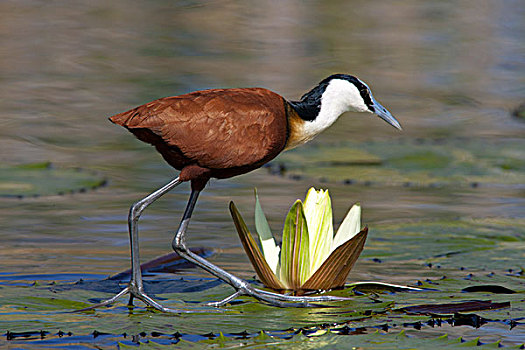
[110,88,289,169]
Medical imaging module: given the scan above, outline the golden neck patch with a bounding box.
[283,102,313,151]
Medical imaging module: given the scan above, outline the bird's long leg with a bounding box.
[79,180,348,313]
[172,190,351,308]
[76,177,186,313]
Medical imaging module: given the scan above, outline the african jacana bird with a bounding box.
[87,74,401,312]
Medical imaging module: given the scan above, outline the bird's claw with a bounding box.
[206,284,352,308]
[73,284,188,313]
[76,279,351,313]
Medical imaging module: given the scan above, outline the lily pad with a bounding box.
[0,218,523,348]
[399,300,511,315]
[275,138,525,187]
[0,162,107,197]
[115,330,524,349]
[365,217,525,271]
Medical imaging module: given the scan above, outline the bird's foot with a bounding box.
[206,291,243,307]
[251,287,352,307]
[207,282,352,308]
[74,281,351,312]
[73,283,188,313]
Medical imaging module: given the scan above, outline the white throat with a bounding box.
[290,79,368,148]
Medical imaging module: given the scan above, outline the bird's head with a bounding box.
[286,74,401,149]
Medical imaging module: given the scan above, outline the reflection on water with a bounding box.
[0,0,524,343]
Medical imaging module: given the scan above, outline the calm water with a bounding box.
[0,0,524,346]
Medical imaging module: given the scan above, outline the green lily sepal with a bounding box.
[229,187,368,294]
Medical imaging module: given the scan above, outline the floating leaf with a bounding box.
[461,285,517,294]
[108,248,213,279]
[275,139,525,186]
[399,300,511,315]
[347,281,422,293]
[0,162,106,197]
[19,296,92,311]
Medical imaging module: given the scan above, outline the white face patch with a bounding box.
[322,78,369,114]
[296,79,370,146]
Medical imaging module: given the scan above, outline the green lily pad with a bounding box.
[117,330,523,349]
[0,218,523,348]
[0,162,107,197]
[276,138,525,187]
[365,218,525,271]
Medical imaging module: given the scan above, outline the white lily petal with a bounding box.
[303,188,334,274]
[254,188,280,274]
[331,203,361,253]
[260,238,280,274]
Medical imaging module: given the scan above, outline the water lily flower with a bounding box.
[229,187,368,293]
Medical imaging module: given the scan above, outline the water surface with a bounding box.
[0,0,524,348]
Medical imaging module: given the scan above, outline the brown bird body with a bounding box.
[82,74,401,313]
[110,88,298,189]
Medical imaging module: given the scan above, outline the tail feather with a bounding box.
[109,106,166,147]
[109,102,166,129]
[109,108,139,127]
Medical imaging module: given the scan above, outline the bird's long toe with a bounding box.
[73,286,131,312]
[74,284,187,313]
[126,284,188,313]
[246,287,353,308]
[210,283,348,308]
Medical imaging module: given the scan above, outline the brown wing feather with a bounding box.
[110,88,288,173]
